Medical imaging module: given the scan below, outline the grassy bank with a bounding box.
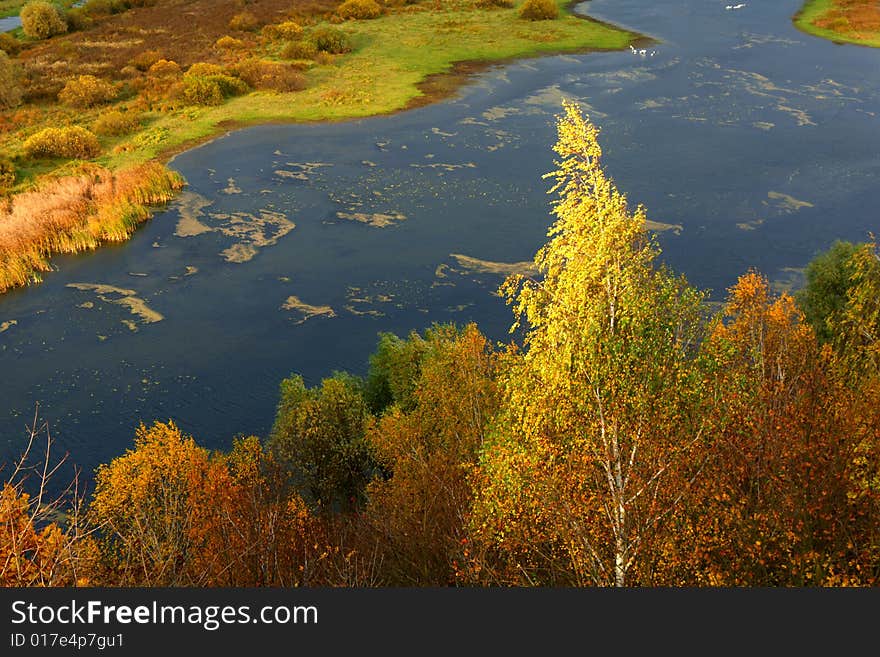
[0,0,638,293]
[794,0,880,47]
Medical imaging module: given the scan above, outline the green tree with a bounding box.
[829,239,880,378]
[269,373,374,512]
[363,330,431,414]
[796,240,859,344]
[364,323,499,585]
[473,102,708,586]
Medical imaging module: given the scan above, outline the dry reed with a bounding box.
[0,162,184,292]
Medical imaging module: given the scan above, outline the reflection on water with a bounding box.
[2,0,879,487]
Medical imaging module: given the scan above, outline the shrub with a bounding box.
[92,109,141,136]
[309,26,351,53]
[64,7,93,30]
[81,0,129,15]
[261,20,303,40]
[280,39,318,60]
[131,49,163,71]
[517,0,557,20]
[337,0,382,20]
[0,33,23,56]
[0,51,22,110]
[0,157,15,191]
[186,62,223,77]
[19,1,68,39]
[228,10,259,31]
[214,35,246,50]
[22,126,101,160]
[58,74,118,108]
[180,66,248,106]
[147,59,182,78]
[231,59,306,92]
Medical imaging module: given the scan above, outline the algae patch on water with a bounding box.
[765,191,814,214]
[211,210,296,263]
[345,286,395,317]
[174,192,295,263]
[66,283,164,328]
[281,296,336,324]
[335,211,407,228]
[448,254,539,277]
[174,191,215,237]
[645,219,683,234]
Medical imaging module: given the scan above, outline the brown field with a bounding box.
[17,0,338,100]
[813,0,880,41]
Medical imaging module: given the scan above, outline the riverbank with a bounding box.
[794,0,880,47]
[0,0,639,294]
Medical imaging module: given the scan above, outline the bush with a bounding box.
[0,51,22,110]
[280,39,318,60]
[20,1,68,39]
[186,62,224,77]
[58,74,118,108]
[64,7,93,30]
[231,59,306,92]
[147,59,181,78]
[214,35,246,50]
[309,26,351,53]
[23,126,101,160]
[131,49,163,71]
[337,0,382,20]
[180,66,248,106]
[517,0,557,20]
[92,109,142,136]
[228,10,259,31]
[476,0,514,7]
[81,0,130,15]
[261,20,303,40]
[0,33,23,56]
[0,157,15,191]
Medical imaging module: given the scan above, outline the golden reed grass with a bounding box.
[0,162,185,293]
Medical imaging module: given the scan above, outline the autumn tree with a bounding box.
[472,102,708,586]
[88,420,213,586]
[269,373,375,512]
[668,271,880,585]
[189,436,320,586]
[363,323,499,585]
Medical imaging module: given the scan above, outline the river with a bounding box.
[1,0,878,487]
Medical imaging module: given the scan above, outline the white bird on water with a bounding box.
[629,44,637,53]
[725,3,746,9]
[638,48,647,56]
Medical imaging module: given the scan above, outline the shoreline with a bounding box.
[160,3,650,164]
[1,0,643,295]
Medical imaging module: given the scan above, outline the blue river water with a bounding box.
[1,0,878,487]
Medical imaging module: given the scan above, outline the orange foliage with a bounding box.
[659,271,880,585]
